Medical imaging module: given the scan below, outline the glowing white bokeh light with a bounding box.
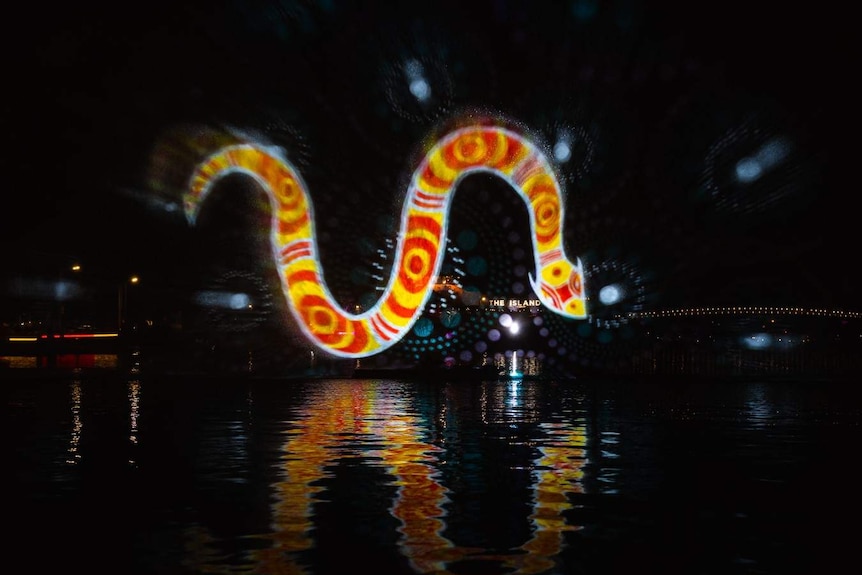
[195,290,252,310]
[735,158,762,183]
[553,140,571,162]
[509,321,520,335]
[229,293,251,310]
[598,283,624,305]
[405,59,431,103]
[735,137,790,184]
[499,313,513,327]
[742,333,773,350]
[757,137,790,168]
[409,79,430,102]
[54,280,80,302]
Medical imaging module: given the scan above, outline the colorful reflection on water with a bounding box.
[1,353,120,369]
[176,379,588,574]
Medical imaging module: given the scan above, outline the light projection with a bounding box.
[184,123,587,358]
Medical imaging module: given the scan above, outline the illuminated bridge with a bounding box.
[604,306,862,379]
[624,307,861,320]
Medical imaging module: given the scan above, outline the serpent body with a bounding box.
[185,124,587,358]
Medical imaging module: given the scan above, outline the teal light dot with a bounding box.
[413,317,434,337]
[458,229,478,250]
[466,256,488,276]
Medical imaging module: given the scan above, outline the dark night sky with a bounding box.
[1,0,855,313]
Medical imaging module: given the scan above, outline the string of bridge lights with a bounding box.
[623,307,861,320]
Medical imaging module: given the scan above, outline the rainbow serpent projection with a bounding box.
[185,123,587,358]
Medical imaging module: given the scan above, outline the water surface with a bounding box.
[5,373,860,574]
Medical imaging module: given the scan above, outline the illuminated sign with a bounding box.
[486,298,542,309]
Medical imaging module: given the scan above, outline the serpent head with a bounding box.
[529,257,587,318]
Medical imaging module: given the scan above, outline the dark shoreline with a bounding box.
[3,361,859,386]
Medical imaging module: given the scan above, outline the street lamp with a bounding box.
[118,275,140,334]
[56,262,82,337]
